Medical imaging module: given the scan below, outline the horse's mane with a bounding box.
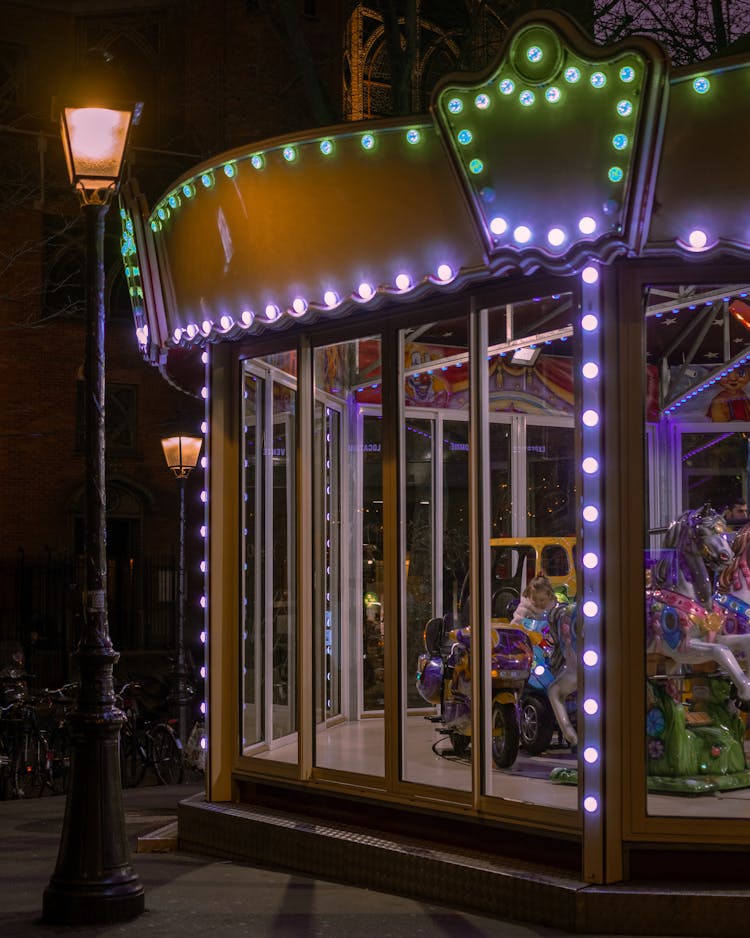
[718,525,750,592]
[651,507,716,605]
[547,602,577,674]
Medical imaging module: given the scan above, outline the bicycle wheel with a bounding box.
[119,727,145,788]
[47,725,73,794]
[150,724,184,785]
[13,730,43,798]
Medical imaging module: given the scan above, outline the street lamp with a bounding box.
[161,432,202,746]
[43,89,144,924]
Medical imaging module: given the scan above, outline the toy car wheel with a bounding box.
[520,694,555,755]
[449,731,470,757]
[491,701,520,769]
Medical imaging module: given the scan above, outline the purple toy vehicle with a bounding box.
[417,613,533,768]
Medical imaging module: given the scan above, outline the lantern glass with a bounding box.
[61,106,133,195]
[161,435,203,478]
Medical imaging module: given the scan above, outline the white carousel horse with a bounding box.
[545,602,579,746]
[537,506,743,751]
[647,505,750,702]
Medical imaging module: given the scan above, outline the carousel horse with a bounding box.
[545,601,579,746]
[713,522,750,640]
[647,505,750,701]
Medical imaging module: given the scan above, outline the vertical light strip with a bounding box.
[199,348,210,760]
[579,265,604,841]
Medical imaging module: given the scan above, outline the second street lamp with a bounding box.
[161,432,203,748]
[43,82,145,925]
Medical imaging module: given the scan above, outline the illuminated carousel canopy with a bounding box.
[119,11,750,365]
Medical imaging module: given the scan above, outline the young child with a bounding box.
[511,575,557,635]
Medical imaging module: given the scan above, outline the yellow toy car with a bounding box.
[488,536,576,620]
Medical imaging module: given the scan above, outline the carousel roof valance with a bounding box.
[120,10,750,364]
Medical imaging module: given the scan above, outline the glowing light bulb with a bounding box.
[490,216,508,235]
[583,698,599,715]
[583,600,599,617]
[583,551,599,568]
[582,409,599,426]
[395,273,411,291]
[358,282,374,300]
[547,227,566,247]
[324,290,339,307]
[513,225,532,244]
[582,361,599,379]
[582,504,599,522]
[581,314,599,331]
[583,796,599,813]
[583,747,599,764]
[579,216,597,235]
[688,229,708,250]
[582,266,599,284]
[582,457,599,474]
[241,309,254,327]
[437,264,454,282]
[583,649,599,667]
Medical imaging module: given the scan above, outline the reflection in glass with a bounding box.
[527,425,575,536]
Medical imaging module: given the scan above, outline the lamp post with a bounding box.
[43,91,145,924]
[161,432,202,747]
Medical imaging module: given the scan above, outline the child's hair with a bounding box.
[523,575,555,605]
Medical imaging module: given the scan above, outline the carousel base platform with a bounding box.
[178,792,750,937]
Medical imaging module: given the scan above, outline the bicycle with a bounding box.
[36,682,78,796]
[117,682,184,787]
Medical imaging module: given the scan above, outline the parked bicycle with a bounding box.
[36,682,78,795]
[0,664,45,799]
[117,682,184,787]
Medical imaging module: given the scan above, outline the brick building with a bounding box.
[0,0,345,689]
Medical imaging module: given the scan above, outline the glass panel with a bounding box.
[526,425,576,537]
[271,381,297,741]
[313,402,342,726]
[241,370,264,749]
[402,315,471,790]
[443,420,469,619]
[484,292,578,811]
[362,414,384,715]
[313,336,384,778]
[489,422,512,538]
[644,283,750,818]
[240,354,298,764]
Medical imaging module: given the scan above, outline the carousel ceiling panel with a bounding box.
[645,60,750,256]
[433,15,667,267]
